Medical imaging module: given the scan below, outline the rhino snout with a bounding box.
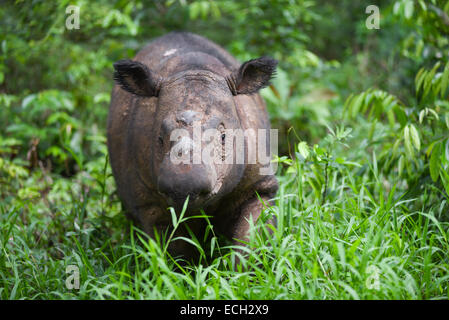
[157,162,215,208]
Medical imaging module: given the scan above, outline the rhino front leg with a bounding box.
[138,206,207,261]
[232,196,275,248]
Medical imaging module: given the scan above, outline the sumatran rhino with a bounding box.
[108,32,278,258]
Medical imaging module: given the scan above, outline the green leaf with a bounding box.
[313,145,326,159]
[394,105,408,127]
[419,110,425,123]
[189,2,201,20]
[409,124,420,151]
[440,169,449,198]
[170,207,178,228]
[297,141,310,160]
[423,62,441,99]
[398,154,405,177]
[22,94,36,109]
[403,125,414,158]
[441,62,449,98]
[404,0,414,19]
[429,141,442,182]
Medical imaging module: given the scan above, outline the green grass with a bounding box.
[2,0,449,301]
[1,143,448,300]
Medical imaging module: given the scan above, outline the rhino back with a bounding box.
[134,32,240,76]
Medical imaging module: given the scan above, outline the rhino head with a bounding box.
[112,54,277,211]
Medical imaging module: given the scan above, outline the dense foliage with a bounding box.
[1,0,448,299]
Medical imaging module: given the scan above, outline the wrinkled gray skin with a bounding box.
[108,32,278,258]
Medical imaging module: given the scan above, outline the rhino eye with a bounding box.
[218,124,226,145]
[218,124,226,162]
[158,136,163,146]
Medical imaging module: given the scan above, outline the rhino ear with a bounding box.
[113,59,161,97]
[227,57,277,95]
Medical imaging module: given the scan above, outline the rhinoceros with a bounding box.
[108,32,278,258]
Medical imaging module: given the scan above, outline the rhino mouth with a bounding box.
[137,161,224,213]
[161,187,219,212]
